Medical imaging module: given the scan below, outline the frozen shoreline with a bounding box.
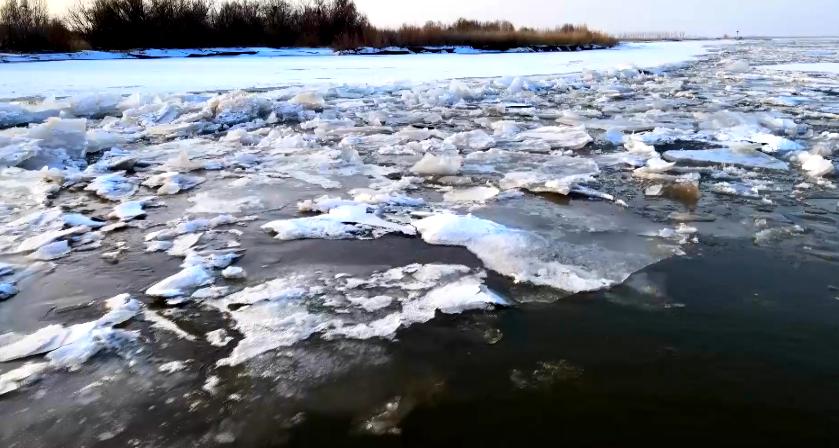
[0,40,716,99]
[0,44,616,64]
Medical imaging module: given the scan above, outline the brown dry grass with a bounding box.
[336,22,618,51]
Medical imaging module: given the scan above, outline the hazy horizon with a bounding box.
[44,0,839,38]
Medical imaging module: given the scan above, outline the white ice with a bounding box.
[662,147,789,171]
[763,63,839,74]
[414,213,616,293]
[262,204,415,241]
[0,294,141,371]
[145,266,214,297]
[0,41,712,98]
[516,126,593,150]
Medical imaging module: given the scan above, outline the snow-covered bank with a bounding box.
[0,47,335,64]
[0,44,615,64]
[0,41,714,99]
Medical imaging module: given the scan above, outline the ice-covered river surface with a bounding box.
[1,38,839,446]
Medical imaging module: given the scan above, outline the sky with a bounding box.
[46,0,839,37]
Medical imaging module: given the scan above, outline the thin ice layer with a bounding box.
[0,294,142,370]
[262,204,415,241]
[213,264,506,366]
[662,147,789,171]
[413,212,680,294]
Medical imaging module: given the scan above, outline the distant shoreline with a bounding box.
[0,43,615,64]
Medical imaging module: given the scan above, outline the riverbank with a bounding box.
[0,42,618,64]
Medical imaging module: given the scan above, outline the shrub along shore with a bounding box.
[0,0,617,54]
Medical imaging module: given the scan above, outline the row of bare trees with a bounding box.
[1,0,369,50]
[1,0,617,52]
[65,0,369,49]
[0,0,76,51]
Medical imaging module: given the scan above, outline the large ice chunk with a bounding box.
[411,153,464,176]
[0,294,141,371]
[145,266,214,297]
[262,204,415,241]
[499,156,600,195]
[517,126,593,150]
[663,146,789,171]
[413,211,679,295]
[85,172,138,201]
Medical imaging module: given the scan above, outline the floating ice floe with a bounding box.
[499,156,600,195]
[792,151,835,178]
[142,172,205,195]
[158,360,188,374]
[221,266,246,279]
[187,192,262,214]
[144,310,196,341]
[28,240,71,261]
[662,146,789,171]
[206,329,234,347]
[13,225,90,254]
[289,91,326,110]
[145,266,214,298]
[0,101,59,128]
[0,294,141,371]
[517,126,593,150]
[750,133,804,153]
[0,282,19,301]
[212,264,507,366]
[21,117,88,168]
[262,203,415,241]
[167,233,202,257]
[85,172,138,201]
[444,130,495,151]
[415,213,611,293]
[0,362,49,396]
[411,153,464,176]
[711,182,762,198]
[443,186,501,203]
[109,197,162,221]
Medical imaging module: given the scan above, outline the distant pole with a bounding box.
[736,30,740,40]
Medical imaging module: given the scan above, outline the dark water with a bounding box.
[282,239,839,447]
[6,235,839,447]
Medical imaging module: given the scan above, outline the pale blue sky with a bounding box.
[47,0,839,37]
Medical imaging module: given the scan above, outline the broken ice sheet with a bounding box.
[0,167,62,216]
[0,294,142,371]
[210,264,506,366]
[187,192,262,214]
[145,266,214,298]
[443,185,501,203]
[411,153,464,176]
[84,172,138,201]
[499,155,600,195]
[109,196,162,221]
[415,193,687,296]
[142,172,205,195]
[262,203,416,241]
[0,282,19,301]
[0,362,49,396]
[663,146,789,171]
[516,125,593,150]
